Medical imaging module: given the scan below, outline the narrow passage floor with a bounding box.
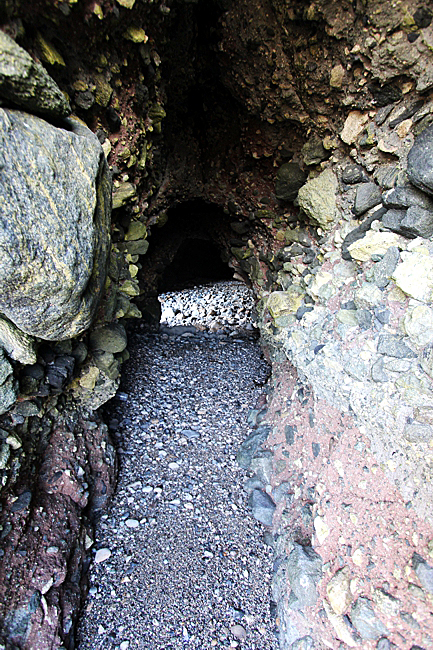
[78,326,276,650]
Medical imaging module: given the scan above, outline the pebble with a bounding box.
[125,519,139,528]
[94,548,111,563]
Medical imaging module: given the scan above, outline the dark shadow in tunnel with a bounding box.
[160,238,233,291]
[137,199,251,327]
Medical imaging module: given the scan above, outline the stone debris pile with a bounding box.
[159,280,256,334]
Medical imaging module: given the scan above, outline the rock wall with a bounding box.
[1,0,433,648]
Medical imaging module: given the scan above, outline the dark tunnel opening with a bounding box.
[159,238,234,291]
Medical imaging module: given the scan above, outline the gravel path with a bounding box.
[77,324,276,649]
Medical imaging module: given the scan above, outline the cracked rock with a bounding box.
[286,543,322,610]
[350,597,389,640]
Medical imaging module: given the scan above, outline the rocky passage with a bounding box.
[77,287,275,650]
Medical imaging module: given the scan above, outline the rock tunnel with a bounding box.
[1,0,433,648]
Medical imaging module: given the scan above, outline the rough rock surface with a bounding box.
[0,405,116,649]
[0,109,111,340]
[0,31,70,118]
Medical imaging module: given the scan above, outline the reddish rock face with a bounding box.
[0,410,116,648]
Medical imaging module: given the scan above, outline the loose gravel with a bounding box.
[78,285,276,650]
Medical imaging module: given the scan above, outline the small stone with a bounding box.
[112,182,137,209]
[373,247,400,288]
[376,638,398,649]
[168,462,179,470]
[6,433,21,450]
[266,289,304,323]
[301,135,329,166]
[412,552,433,594]
[336,309,358,326]
[230,625,246,641]
[404,305,433,347]
[123,27,148,43]
[250,452,273,485]
[351,597,389,640]
[356,309,372,329]
[237,425,271,469]
[94,75,112,107]
[372,589,400,618]
[371,358,388,383]
[330,64,344,88]
[125,221,147,241]
[125,519,139,528]
[89,323,127,354]
[383,186,433,211]
[400,205,433,239]
[120,642,130,650]
[248,488,276,526]
[341,164,367,184]
[381,209,406,234]
[75,91,95,111]
[181,429,200,439]
[354,283,382,309]
[403,423,432,443]
[353,183,382,217]
[327,566,353,615]
[95,548,111,563]
[314,515,330,544]
[340,110,369,145]
[377,335,416,358]
[323,600,357,647]
[407,124,433,195]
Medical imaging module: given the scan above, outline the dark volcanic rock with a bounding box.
[383,185,433,211]
[353,183,382,217]
[341,164,368,184]
[381,209,406,234]
[377,335,416,358]
[373,246,400,288]
[275,163,307,202]
[407,124,433,196]
[400,205,433,238]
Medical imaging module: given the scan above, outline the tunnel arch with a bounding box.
[137,199,253,325]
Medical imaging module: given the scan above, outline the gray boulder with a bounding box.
[0,32,70,118]
[0,109,111,340]
[351,597,388,640]
[286,543,322,610]
[248,488,276,526]
[407,124,433,196]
